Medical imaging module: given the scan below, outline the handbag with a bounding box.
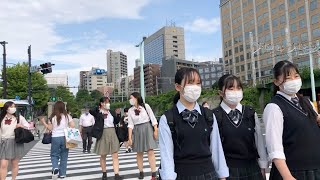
[42,130,52,144]
[14,127,34,144]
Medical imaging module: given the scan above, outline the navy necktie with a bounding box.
[291,97,302,109]
[181,109,199,123]
[228,109,241,122]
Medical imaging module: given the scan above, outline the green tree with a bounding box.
[75,89,93,108]
[6,63,50,109]
[50,86,79,117]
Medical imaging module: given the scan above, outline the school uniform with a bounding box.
[159,100,229,180]
[263,91,320,180]
[79,113,95,152]
[213,102,268,179]
[127,104,158,152]
[90,107,120,155]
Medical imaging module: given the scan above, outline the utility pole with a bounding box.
[249,32,256,87]
[1,41,8,98]
[28,45,32,105]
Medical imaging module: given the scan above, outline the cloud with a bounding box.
[184,17,221,34]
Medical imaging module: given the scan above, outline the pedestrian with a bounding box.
[127,92,158,180]
[0,101,30,180]
[90,97,123,180]
[213,74,268,179]
[79,108,95,153]
[158,67,229,180]
[120,107,131,153]
[202,101,210,108]
[40,101,75,179]
[263,60,320,180]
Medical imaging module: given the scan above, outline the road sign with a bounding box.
[30,65,39,73]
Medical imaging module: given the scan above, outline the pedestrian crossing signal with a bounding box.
[50,97,56,102]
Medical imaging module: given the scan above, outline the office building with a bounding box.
[79,71,89,89]
[197,61,224,89]
[220,0,320,85]
[144,26,185,65]
[134,64,161,96]
[106,49,128,84]
[83,68,108,93]
[160,57,200,93]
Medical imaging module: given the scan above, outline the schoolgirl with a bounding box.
[158,67,229,180]
[213,74,268,179]
[263,60,320,180]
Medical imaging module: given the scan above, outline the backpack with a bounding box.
[212,105,256,142]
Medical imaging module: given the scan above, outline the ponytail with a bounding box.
[173,92,180,104]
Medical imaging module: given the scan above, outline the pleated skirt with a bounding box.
[132,122,158,152]
[94,128,119,155]
[0,138,24,160]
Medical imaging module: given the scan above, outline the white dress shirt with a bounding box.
[127,104,158,129]
[262,91,316,161]
[79,113,95,127]
[1,115,29,139]
[220,101,269,168]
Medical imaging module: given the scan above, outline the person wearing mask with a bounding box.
[0,101,30,180]
[127,92,158,180]
[159,67,229,180]
[90,97,123,180]
[79,108,95,153]
[263,60,320,180]
[41,101,75,179]
[120,107,131,153]
[213,74,268,179]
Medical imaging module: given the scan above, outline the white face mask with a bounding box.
[129,99,136,106]
[7,107,16,114]
[281,79,302,95]
[104,103,110,110]
[182,85,202,103]
[224,90,243,106]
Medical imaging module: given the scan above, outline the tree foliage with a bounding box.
[6,63,50,109]
[49,86,79,117]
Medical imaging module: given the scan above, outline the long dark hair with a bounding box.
[173,67,202,104]
[217,74,243,102]
[50,101,68,126]
[131,92,144,106]
[273,60,317,122]
[0,101,19,127]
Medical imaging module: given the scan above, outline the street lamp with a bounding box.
[135,37,147,102]
[0,41,8,99]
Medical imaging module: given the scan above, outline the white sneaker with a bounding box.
[52,168,59,180]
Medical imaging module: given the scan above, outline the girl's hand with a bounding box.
[16,124,23,128]
[153,129,158,140]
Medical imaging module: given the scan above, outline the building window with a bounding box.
[235,47,239,53]
[211,67,215,71]
[264,22,269,31]
[240,55,244,61]
[311,14,319,24]
[173,45,178,48]
[291,23,297,32]
[229,50,232,56]
[299,19,306,28]
[199,69,203,73]
[290,10,296,19]
[205,74,210,79]
[211,73,216,78]
[310,0,318,11]
[298,6,305,15]
[292,36,299,44]
[272,7,277,14]
[280,15,286,24]
[258,25,263,33]
[301,32,308,42]
[240,45,244,52]
[289,0,295,6]
[173,41,177,43]
[205,68,209,72]
[279,4,285,10]
[173,36,177,39]
[312,28,320,38]
[272,18,278,27]
[241,65,245,72]
[236,56,240,63]
[173,50,178,53]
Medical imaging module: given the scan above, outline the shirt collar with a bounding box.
[220,101,243,114]
[277,91,297,101]
[176,100,202,115]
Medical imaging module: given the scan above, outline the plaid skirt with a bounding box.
[176,171,218,180]
[227,162,264,180]
[269,164,320,180]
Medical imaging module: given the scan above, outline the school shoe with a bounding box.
[114,174,123,180]
[58,175,65,179]
[52,168,59,180]
[138,171,144,179]
[102,174,107,180]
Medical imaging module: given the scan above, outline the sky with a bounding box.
[0,0,222,94]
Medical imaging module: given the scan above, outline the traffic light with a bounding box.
[50,96,56,102]
[40,62,53,74]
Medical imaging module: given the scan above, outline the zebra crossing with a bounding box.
[6,141,160,180]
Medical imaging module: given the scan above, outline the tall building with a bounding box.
[220,0,320,84]
[83,68,108,93]
[120,75,138,97]
[44,74,68,88]
[134,64,161,96]
[106,49,128,84]
[160,57,200,93]
[197,61,224,89]
[79,71,89,89]
[144,26,185,65]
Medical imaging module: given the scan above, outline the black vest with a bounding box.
[170,106,213,176]
[270,94,320,170]
[213,105,259,167]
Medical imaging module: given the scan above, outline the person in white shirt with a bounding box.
[263,60,320,180]
[41,101,75,179]
[0,101,29,180]
[79,109,95,153]
[127,92,158,179]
